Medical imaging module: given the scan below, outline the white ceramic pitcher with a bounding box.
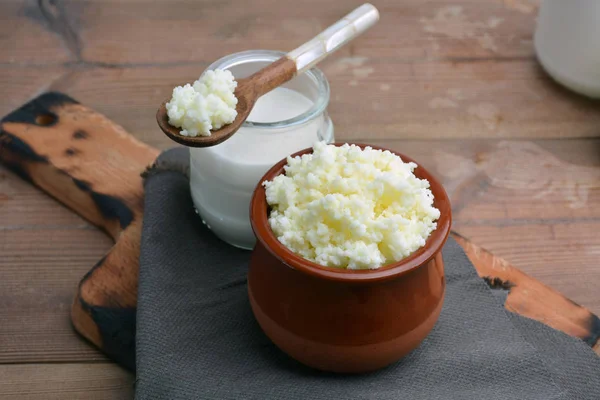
[534,0,600,98]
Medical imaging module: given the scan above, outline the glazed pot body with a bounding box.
[249,143,451,373]
[248,245,445,373]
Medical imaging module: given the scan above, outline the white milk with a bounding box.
[190,86,333,249]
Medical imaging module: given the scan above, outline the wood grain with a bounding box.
[0,0,599,396]
[65,0,539,64]
[4,138,599,226]
[2,61,598,147]
[0,227,110,363]
[0,93,157,368]
[0,363,133,399]
[0,67,68,118]
[0,164,93,228]
[457,223,600,314]
[0,1,73,65]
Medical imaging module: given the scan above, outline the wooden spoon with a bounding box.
[157,3,379,148]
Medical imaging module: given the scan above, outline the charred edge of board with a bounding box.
[77,256,136,371]
[72,177,134,230]
[79,255,107,286]
[88,305,136,371]
[0,129,49,182]
[0,127,132,230]
[482,276,514,291]
[0,161,33,182]
[0,129,48,163]
[72,178,92,191]
[583,313,600,348]
[1,92,78,126]
[78,297,137,371]
[556,293,600,347]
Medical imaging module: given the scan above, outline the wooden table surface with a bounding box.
[1,0,599,398]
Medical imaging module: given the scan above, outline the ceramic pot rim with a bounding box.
[250,143,452,283]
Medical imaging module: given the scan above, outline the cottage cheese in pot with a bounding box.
[263,142,440,269]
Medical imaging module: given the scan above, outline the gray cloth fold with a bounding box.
[136,148,600,400]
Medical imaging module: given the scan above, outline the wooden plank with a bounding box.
[0,228,111,363]
[0,363,133,400]
[3,0,593,142]
[0,0,595,141]
[0,93,157,367]
[0,165,92,228]
[71,0,538,64]
[4,138,599,228]
[325,59,600,140]
[0,67,68,118]
[0,0,73,65]
[2,62,596,146]
[457,223,600,314]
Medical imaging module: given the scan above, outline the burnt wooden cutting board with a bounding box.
[1,92,599,371]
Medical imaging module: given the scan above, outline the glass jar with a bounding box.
[189,50,335,250]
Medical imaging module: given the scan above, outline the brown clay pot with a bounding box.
[249,143,452,374]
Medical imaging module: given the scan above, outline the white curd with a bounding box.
[166,69,238,136]
[263,142,440,269]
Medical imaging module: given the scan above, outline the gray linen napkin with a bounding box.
[136,148,600,400]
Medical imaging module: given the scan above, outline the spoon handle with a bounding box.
[238,3,379,99]
[287,3,380,74]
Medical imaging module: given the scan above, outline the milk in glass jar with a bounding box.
[189,50,335,249]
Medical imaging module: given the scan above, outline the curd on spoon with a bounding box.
[165,69,238,137]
